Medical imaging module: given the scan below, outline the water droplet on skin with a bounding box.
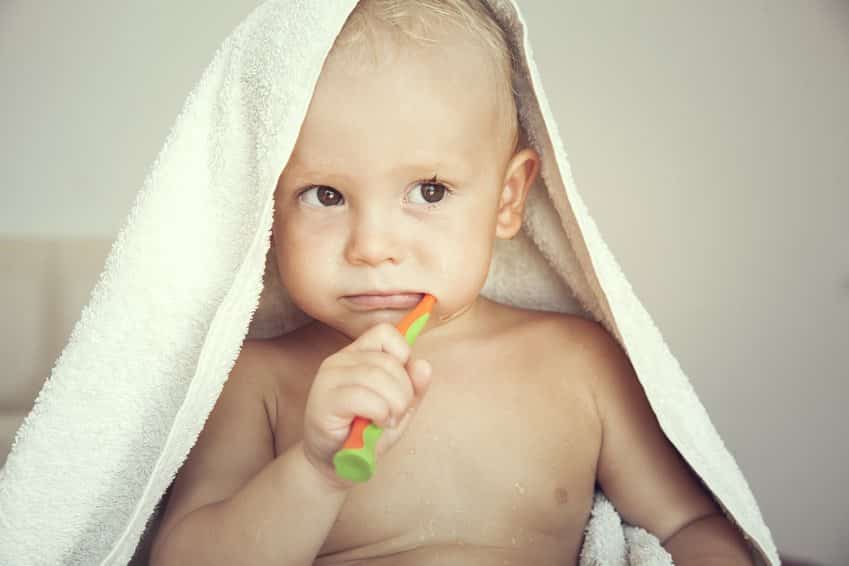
[514,482,526,495]
[408,448,416,455]
[511,537,517,546]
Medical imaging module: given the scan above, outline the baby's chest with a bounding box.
[316,369,602,558]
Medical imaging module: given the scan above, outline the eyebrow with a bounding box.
[389,163,453,177]
[288,159,464,182]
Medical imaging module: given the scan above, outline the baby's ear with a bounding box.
[495,148,540,239]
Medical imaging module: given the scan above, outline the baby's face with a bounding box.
[273,36,533,340]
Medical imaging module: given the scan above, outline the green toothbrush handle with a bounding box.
[332,418,383,483]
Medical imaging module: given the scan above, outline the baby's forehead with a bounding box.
[322,2,518,152]
[335,11,501,69]
[295,59,499,152]
[326,23,505,103]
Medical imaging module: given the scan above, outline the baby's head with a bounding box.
[272,0,540,340]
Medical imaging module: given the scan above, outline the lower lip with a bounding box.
[344,293,424,310]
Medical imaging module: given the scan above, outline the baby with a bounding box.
[150,1,753,564]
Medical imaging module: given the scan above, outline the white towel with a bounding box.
[0,1,779,564]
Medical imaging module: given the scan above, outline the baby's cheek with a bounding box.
[432,239,491,295]
[285,220,342,262]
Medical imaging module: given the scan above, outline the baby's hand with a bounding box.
[301,322,433,490]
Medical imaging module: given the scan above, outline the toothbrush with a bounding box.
[333,293,437,482]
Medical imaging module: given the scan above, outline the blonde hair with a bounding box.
[331,0,520,153]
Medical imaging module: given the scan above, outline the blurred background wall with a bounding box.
[1,1,847,564]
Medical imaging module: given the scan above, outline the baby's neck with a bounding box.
[415,295,490,347]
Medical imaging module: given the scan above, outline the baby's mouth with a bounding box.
[342,292,424,310]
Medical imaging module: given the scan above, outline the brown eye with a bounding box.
[409,182,447,205]
[301,186,343,207]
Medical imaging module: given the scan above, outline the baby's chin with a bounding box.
[318,309,419,341]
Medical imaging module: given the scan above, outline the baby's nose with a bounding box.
[344,210,405,266]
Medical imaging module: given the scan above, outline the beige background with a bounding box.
[1,1,847,564]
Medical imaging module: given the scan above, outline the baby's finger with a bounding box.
[344,323,411,365]
[362,351,416,403]
[339,365,410,420]
[406,359,433,400]
[332,384,394,428]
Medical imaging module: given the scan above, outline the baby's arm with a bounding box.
[149,342,348,566]
[577,321,755,565]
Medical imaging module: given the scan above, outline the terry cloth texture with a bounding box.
[0,1,777,564]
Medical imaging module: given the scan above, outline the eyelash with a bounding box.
[297,176,454,209]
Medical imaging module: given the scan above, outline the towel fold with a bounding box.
[579,491,673,566]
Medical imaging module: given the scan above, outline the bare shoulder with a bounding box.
[486,303,607,473]
[213,335,303,436]
[516,311,728,545]
[535,312,638,423]
[233,337,284,399]
[250,323,337,444]
[151,337,284,560]
[486,301,609,410]
[507,306,631,384]
[236,322,333,405]
[238,337,290,420]
[487,300,609,363]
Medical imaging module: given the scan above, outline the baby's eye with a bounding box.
[408,181,448,205]
[300,186,344,207]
